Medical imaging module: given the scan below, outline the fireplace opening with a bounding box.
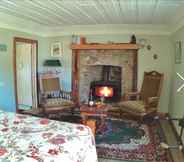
[90,81,121,102]
[90,65,122,103]
[95,86,114,97]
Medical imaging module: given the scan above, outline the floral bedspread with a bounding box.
[0,110,98,162]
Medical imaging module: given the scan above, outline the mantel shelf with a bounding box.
[71,43,139,50]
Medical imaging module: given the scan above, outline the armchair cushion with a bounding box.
[40,90,73,108]
[118,100,146,113]
[43,98,74,108]
[118,100,157,116]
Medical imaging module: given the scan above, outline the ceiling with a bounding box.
[0,0,184,36]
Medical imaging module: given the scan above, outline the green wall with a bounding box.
[0,28,45,112]
[170,27,184,142]
[0,27,174,114]
[44,34,173,113]
[38,36,72,91]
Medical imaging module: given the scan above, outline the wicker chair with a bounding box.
[117,71,164,121]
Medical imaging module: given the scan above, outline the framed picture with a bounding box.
[175,41,182,64]
[51,42,62,57]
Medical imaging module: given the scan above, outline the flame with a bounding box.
[97,86,113,97]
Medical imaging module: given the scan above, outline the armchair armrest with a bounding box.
[125,92,140,100]
[145,97,159,107]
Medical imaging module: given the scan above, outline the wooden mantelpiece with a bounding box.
[71,43,139,50]
[71,43,139,105]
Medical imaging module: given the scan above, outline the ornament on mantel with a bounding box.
[130,35,136,44]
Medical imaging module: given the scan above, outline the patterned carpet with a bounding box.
[95,118,172,162]
[57,115,172,162]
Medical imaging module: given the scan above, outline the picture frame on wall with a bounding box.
[51,42,62,57]
[175,41,182,64]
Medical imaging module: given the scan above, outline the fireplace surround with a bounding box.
[78,50,136,103]
[71,43,139,105]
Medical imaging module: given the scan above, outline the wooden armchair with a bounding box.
[39,73,75,116]
[117,71,164,121]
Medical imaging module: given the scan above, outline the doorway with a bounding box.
[13,37,38,112]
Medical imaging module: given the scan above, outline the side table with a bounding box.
[80,104,112,135]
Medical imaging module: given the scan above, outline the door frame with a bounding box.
[13,37,38,112]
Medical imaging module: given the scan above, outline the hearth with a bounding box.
[90,65,121,103]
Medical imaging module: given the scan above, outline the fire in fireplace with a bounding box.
[95,86,114,98]
[90,81,121,102]
[90,65,122,103]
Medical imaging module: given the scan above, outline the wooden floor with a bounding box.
[99,120,184,162]
[160,120,184,162]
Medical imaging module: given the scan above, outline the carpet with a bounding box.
[95,118,172,162]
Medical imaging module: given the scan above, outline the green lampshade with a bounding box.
[43,59,62,67]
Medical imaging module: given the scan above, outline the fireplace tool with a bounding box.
[155,115,184,151]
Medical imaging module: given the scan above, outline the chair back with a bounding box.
[140,71,164,101]
[39,73,61,93]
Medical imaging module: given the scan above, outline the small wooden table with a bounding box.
[80,104,113,118]
[80,104,112,135]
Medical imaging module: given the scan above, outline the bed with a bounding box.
[0,110,98,162]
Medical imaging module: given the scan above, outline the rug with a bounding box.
[95,118,172,162]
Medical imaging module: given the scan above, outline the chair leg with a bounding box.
[140,116,145,123]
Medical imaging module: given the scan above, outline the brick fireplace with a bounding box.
[79,50,136,103]
[71,43,139,105]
